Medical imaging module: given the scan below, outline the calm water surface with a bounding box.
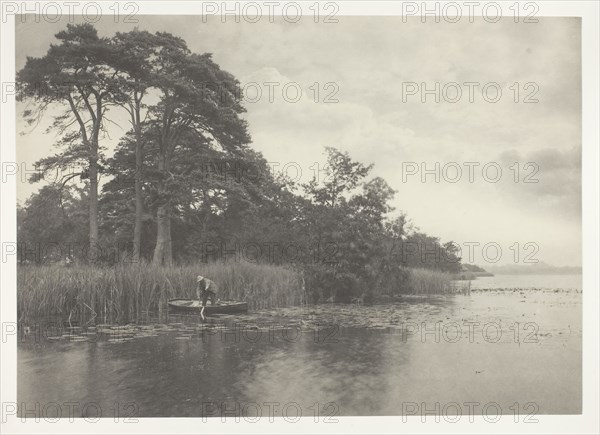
[469,273,582,290]
[18,276,582,417]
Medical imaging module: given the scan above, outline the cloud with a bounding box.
[496,146,581,216]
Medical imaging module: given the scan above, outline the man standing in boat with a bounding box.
[196,275,219,320]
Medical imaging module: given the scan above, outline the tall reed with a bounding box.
[17,261,304,324]
[406,268,465,295]
[18,262,467,324]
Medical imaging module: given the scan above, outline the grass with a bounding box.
[17,261,305,324]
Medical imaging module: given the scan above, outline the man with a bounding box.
[196,275,218,320]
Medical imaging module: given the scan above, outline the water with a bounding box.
[469,273,582,291]
[18,277,582,418]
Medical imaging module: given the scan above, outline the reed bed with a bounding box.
[17,262,304,324]
[406,268,467,295]
[18,262,467,324]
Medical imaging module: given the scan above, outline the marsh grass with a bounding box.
[18,262,466,324]
[406,268,468,295]
[17,261,305,324]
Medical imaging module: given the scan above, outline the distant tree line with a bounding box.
[17,24,461,301]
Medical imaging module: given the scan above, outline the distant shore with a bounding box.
[486,267,582,275]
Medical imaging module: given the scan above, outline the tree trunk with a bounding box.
[88,155,99,250]
[131,93,144,264]
[152,153,172,266]
[153,204,172,266]
[89,95,102,262]
[133,132,143,263]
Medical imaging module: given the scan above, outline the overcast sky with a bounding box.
[15,16,581,266]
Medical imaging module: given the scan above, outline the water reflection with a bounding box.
[18,289,581,417]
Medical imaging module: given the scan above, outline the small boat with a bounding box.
[167,299,248,315]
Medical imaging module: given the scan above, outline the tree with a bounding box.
[108,29,162,263]
[300,147,384,301]
[101,130,156,260]
[17,24,117,249]
[144,44,250,265]
[304,147,372,207]
[18,184,88,263]
[401,232,461,272]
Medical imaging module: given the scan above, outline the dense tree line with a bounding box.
[17,24,461,301]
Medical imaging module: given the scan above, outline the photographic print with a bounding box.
[1,1,598,434]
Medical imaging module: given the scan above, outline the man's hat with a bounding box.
[196,275,204,282]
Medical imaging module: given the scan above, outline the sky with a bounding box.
[15,15,582,266]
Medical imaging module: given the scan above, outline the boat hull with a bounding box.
[167,299,248,314]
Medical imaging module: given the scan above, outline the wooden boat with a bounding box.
[167,299,248,314]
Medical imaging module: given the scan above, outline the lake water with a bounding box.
[468,274,583,291]
[18,274,582,418]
